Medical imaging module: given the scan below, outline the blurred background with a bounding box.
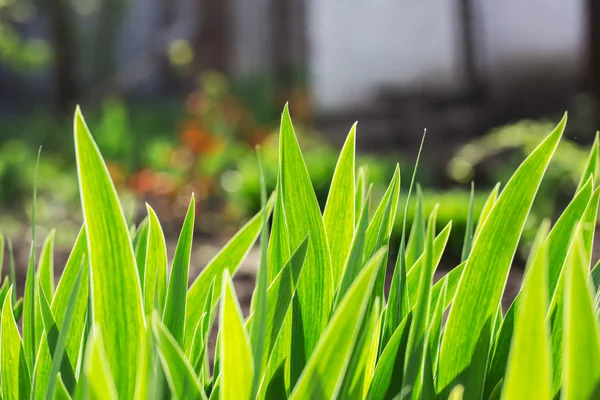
[1,0,599,276]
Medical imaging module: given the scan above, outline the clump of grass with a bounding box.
[0,106,599,400]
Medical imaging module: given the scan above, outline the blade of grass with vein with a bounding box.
[185,200,272,347]
[133,218,149,286]
[577,131,599,190]
[267,177,290,284]
[473,183,500,241]
[429,277,448,375]
[79,332,119,400]
[406,221,452,303]
[54,374,71,400]
[501,241,551,399]
[1,288,30,400]
[144,205,168,316]
[153,315,206,400]
[334,187,371,308]
[404,207,437,399]
[405,185,425,268]
[338,299,381,400]
[24,148,42,371]
[563,234,600,400]
[250,146,269,397]
[356,165,368,226]
[51,227,88,370]
[74,107,144,398]
[289,247,385,400]
[255,239,310,399]
[38,230,56,300]
[279,104,332,358]
[484,219,551,398]
[324,123,356,286]
[220,270,254,400]
[437,114,565,398]
[44,268,83,399]
[384,132,425,347]
[163,195,195,345]
[461,182,475,262]
[366,313,413,400]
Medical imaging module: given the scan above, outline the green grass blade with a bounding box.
[267,178,290,284]
[220,270,254,400]
[133,218,149,287]
[473,183,500,241]
[366,313,413,400]
[53,375,72,400]
[502,242,551,399]
[289,247,385,400]
[145,205,168,316]
[334,188,371,308]
[403,207,437,399]
[44,269,83,399]
[74,107,144,398]
[437,114,565,398]
[51,227,88,371]
[355,166,368,226]
[38,230,56,302]
[406,221,452,303]
[79,331,119,400]
[428,277,447,376]
[460,182,475,262]
[324,123,356,286]
[577,131,599,191]
[279,104,333,358]
[185,201,271,347]
[338,299,381,400]
[1,288,30,400]
[405,185,425,268]
[250,147,269,396]
[163,195,195,345]
[563,233,600,400]
[153,315,206,400]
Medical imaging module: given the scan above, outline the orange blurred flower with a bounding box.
[180,121,220,153]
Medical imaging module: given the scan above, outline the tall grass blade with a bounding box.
[144,205,168,316]
[74,107,144,398]
[163,195,195,345]
[38,230,56,300]
[324,123,355,287]
[437,114,565,398]
[79,331,119,400]
[405,185,425,268]
[289,247,385,400]
[461,182,475,262]
[220,270,254,400]
[279,104,332,358]
[1,288,30,400]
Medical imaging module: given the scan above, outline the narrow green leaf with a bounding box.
[1,288,30,400]
[405,185,425,268]
[502,242,551,399]
[461,182,475,262]
[250,147,269,397]
[428,278,448,375]
[145,205,168,316]
[74,107,144,398]
[438,114,565,398]
[79,332,119,400]
[220,270,254,400]
[163,195,195,345]
[324,123,356,286]
[563,233,600,400]
[289,247,385,400]
[279,104,333,358]
[185,201,272,347]
[153,315,206,400]
[355,165,368,226]
[473,183,500,241]
[267,178,290,284]
[133,218,149,287]
[53,375,72,400]
[403,207,437,399]
[51,227,88,371]
[366,313,413,400]
[8,238,16,304]
[577,131,599,190]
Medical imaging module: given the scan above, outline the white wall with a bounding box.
[308,0,586,111]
